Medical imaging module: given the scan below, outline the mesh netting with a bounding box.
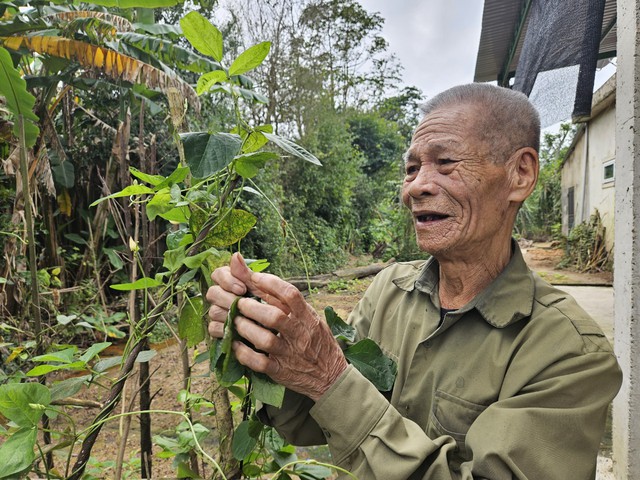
[513,0,606,124]
[529,65,580,127]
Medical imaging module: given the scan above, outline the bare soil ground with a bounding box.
[46,243,612,479]
[519,241,612,286]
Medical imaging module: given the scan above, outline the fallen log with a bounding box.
[286,259,395,291]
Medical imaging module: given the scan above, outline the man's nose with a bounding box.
[407,166,439,197]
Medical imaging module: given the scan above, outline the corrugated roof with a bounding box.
[474,0,617,85]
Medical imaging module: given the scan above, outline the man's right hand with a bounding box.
[205,253,348,401]
[206,252,289,339]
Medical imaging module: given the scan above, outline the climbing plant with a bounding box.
[0,8,396,480]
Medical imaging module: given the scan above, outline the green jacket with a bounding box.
[260,245,622,479]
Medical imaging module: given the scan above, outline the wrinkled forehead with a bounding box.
[405,103,488,160]
[419,102,487,137]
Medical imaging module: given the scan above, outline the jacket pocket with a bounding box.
[428,390,487,461]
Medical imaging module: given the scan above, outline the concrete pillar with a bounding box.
[613,0,640,477]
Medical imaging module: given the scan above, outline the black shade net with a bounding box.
[513,0,606,126]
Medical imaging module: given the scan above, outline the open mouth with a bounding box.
[416,213,449,222]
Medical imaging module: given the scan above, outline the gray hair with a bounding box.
[419,83,541,161]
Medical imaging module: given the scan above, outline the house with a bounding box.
[560,74,616,251]
[474,3,640,478]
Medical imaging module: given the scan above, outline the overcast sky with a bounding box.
[358,0,485,101]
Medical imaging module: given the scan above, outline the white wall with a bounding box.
[561,103,616,250]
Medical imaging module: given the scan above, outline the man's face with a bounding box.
[402,103,515,260]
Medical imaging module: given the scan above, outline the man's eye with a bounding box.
[405,165,418,175]
[438,158,456,166]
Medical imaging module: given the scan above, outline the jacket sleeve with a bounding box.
[260,265,622,479]
[308,350,620,480]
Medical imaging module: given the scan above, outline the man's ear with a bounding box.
[507,147,539,203]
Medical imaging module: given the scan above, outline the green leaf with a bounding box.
[129,166,165,186]
[0,426,37,478]
[104,248,124,270]
[0,46,40,148]
[202,250,231,274]
[136,7,154,24]
[176,462,201,478]
[79,342,112,363]
[90,184,155,207]
[179,296,205,347]
[235,151,278,178]
[153,434,181,455]
[135,349,157,363]
[243,464,263,477]
[32,347,76,364]
[228,41,271,76]
[324,307,356,343]
[183,248,221,269]
[206,209,257,248]
[49,375,90,402]
[251,372,284,408]
[132,22,182,37]
[231,420,260,460]
[26,361,86,377]
[163,246,186,271]
[221,297,240,372]
[177,268,198,287]
[0,383,50,427]
[264,133,321,165]
[94,356,122,373]
[180,11,223,62]
[146,189,172,221]
[214,300,246,387]
[51,160,75,188]
[241,130,269,154]
[264,427,286,452]
[216,354,244,387]
[247,259,270,272]
[181,132,242,178]
[110,277,162,291]
[64,233,87,245]
[158,207,191,224]
[197,70,228,95]
[295,463,333,479]
[239,87,268,104]
[155,166,190,190]
[167,229,189,250]
[344,339,397,392]
[56,314,77,325]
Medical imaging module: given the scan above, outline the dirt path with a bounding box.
[520,241,612,286]
[59,243,612,479]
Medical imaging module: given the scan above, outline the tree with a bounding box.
[516,123,576,239]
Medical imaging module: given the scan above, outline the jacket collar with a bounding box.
[392,241,534,328]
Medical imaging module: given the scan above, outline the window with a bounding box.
[603,159,615,184]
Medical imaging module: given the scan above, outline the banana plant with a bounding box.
[0,0,237,299]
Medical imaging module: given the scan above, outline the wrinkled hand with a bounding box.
[206,253,348,401]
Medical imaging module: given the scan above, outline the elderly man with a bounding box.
[207,83,622,479]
